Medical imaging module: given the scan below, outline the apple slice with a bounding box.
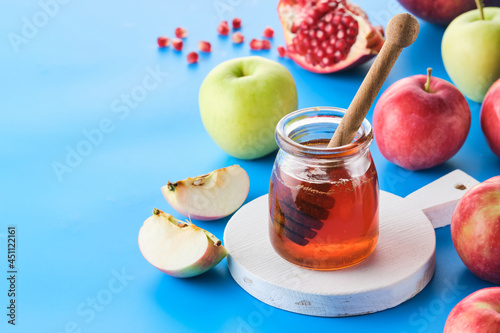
[138,209,227,278]
[162,165,250,221]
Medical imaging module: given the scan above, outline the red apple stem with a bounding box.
[475,0,485,20]
[425,68,432,93]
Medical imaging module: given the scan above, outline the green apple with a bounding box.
[199,56,298,160]
[442,2,500,103]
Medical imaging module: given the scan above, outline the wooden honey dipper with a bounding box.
[328,13,420,148]
[272,14,420,247]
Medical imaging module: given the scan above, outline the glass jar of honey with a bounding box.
[269,107,379,270]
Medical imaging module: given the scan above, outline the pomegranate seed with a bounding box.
[198,41,211,52]
[250,39,262,50]
[175,27,188,38]
[342,15,354,26]
[346,28,357,37]
[317,0,330,12]
[337,30,346,39]
[325,23,336,35]
[329,35,337,45]
[310,38,319,48]
[337,8,346,14]
[232,32,244,44]
[335,39,347,51]
[263,26,274,38]
[306,16,315,26]
[217,21,229,36]
[261,39,271,50]
[172,38,183,51]
[316,48,325,58]
[324,12,334,23]
[277,45,286,57]
[300,21,310,30]
[291,23,299,34]
[308,8,322,19]
[326,45,335,55]
[176,28,187,39]
[346,37,356,45]
[309,30,316,39]
[349,20,359,30]
[302,38,311,48]
[157,36,169,48]
[187,52,198,64]
[318,21,326,30]
[298,31,307,40]
[321,40,329,49]
[316,30,326,41]
[333,14,342,25]
[232,18,241,30]
[334,50,343,63]
[322,57,333,67]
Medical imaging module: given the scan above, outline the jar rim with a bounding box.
[275,106,373,159]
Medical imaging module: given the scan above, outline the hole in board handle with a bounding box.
[455,184,467,190]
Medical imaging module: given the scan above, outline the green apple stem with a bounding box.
[425,68,433,93]
[475,0,485,20]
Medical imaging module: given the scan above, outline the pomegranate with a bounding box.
[250,39,262,50]
[198,41,211,53]
[232,18,242,30]
[278,0,385,73]
[261,39,271,50]
[172,38,183,51]
[277,45,287,57]
[217,21,230,36]
[187,52,199,64]
[263,26,275,38]
[232,32,244,44]
[157,36,169,48]
[175,27,188,38]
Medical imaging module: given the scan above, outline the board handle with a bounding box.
[404,170,479,229]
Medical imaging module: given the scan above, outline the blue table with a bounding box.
[1,0,498,332]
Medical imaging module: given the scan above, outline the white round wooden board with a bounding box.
[223,191,436,317]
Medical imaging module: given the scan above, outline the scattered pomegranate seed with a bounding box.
[232,18,242,30]
[175,27,188,38]
[263,26,274,38]
[172,38,183,51]
[232,32,244,44]
[250,39,262,50]
[277,46,286,57]
[217,21,230,36]
[187,52,199,64]
[261,39,271,50]
[198,41,211,52]
[157,36,169,48]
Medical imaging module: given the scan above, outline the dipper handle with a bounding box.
[328,13,419,148]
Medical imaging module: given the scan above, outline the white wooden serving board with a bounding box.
[223,170,477,317]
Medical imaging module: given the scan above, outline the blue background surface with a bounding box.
[1,0,499,332]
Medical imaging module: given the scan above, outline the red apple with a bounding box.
[451,176,500,284]
[444,287,500,332]
[373,68,471,170]
[481,79,500,158]
[397,0,500,25]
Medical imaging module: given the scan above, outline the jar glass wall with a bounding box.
[268,107,379,270]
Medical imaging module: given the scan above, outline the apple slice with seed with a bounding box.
[138,208,227,278]
[162,165,250,221]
